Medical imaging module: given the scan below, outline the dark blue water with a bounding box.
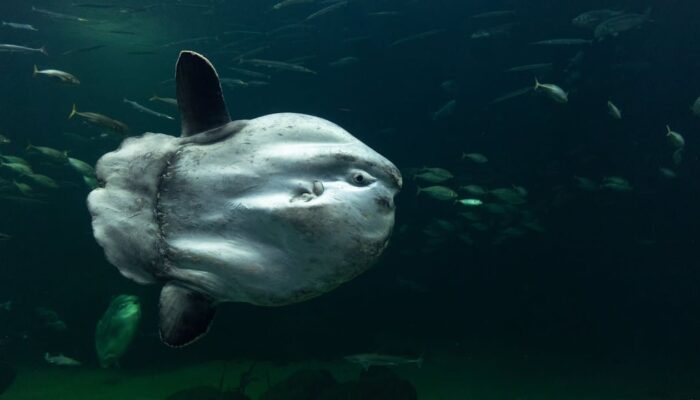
[1,0,700,398]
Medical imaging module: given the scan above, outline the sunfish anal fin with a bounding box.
[176,51,231,137]
[159,283,216,347]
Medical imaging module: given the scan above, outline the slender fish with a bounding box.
[31,6,88,22]
[0,44,47,55]
[2,21,38,31]
[68,104,129,135]
[61,44,106,56]
[305,1,347,21]
[530,38,592,46]
[33,65,80,84]
[149,94,178,107]
[239,58,316,74]
[273,0,315,10]
[123,98,174,120]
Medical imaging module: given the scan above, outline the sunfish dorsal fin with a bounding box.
[176,51,231,137]
[159,283,217,347]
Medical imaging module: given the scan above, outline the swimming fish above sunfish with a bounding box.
[33,65,80,85]
[123,98,174,120]
[2,21,38,31]
[69,104,130,135]
[534,78,568,103]
[0,44,47,55]
[87,51,401,347]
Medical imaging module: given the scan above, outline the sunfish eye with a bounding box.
[350,170,375,186]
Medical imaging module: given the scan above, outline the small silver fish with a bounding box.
[33,65,80,84]
[432,100,456,120]
[666,125,685,149]
[44,353,82,367]
[69,104,130,135]
[607,100,622,119]
[470,10,516,19]
[344,353,423,370]
[239,58,317,74]
[2,21,38,31]
[458,198,483,207]
[470,23,515,39]
[417,185,458,201]
[305,1,347,21]
[149,94,178,107]
[505,63,552,73]
[690,96,700,117]
[272,0,315,10]
[462,153,488,163]
[572,9,624,29]
[534,78,568,103]
[0,44,47,55]
[329,56,359,68]
[594,9,652,39]
[123,98,174,120]
[530,38,592,46]
[32,6,88,22]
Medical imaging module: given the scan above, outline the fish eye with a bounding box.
[350,170,375,186]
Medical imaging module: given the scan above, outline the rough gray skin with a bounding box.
[87,51,401,346]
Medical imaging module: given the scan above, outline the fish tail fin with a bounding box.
[33,65,38,76]
[149,94,158,101]
[69,104,77,119]
[40,46,48,56]
[666,125,671,134]
[416,186,422,196]
[534,77,540,90]
[417,354,424,368]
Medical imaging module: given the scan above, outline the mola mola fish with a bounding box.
[87,51,402,347]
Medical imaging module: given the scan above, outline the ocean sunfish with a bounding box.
[87,51,402,347]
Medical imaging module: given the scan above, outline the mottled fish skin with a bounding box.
[87,51,401,347]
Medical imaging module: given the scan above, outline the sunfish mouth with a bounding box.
[375,196,395,211]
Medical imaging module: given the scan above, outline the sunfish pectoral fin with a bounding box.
[176,51,231,137]
[158,282,217,347]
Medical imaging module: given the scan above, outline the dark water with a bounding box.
[1,0,700,398]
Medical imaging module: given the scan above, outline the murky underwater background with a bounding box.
[1,0,700,398]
